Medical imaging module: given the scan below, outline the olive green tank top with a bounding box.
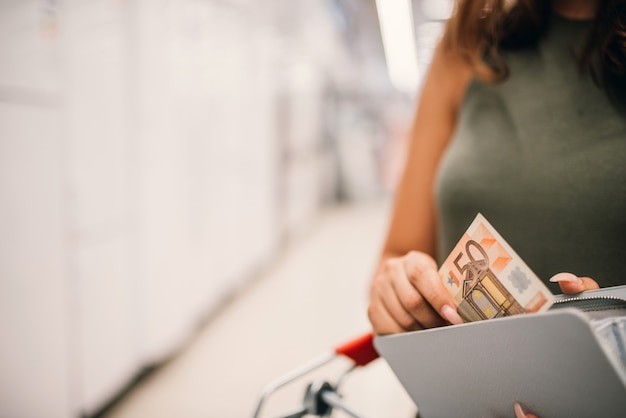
[435,14,626,289]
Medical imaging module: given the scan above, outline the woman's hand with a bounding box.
[549,272,600,294]
[514,402,539,418]
[368,251,464,335]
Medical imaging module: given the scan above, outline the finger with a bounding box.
[374,260,424,331]
[368,295,409,335]
[381,277,424,331]
[404,252,464,325]
[514,402,538,418]
[549,272,600,294]
[387,259,445,329]
[369,272,416,335]
[385,299,424,332]
[393,282,447,329]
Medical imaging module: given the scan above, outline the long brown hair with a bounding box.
[443,0,626,110]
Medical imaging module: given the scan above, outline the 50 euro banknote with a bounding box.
[439,213,554,323]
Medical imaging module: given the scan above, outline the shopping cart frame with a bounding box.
[252,333,379,418]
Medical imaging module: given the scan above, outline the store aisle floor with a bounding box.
[104,201,415,418]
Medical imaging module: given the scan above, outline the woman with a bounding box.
[368,0,625,416]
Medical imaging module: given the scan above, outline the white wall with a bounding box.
[0,2,70,417]
[0,104,70,418]
[0,0,380,417]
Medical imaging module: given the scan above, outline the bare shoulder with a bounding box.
[406,39,473,152]
[421,39,473,116]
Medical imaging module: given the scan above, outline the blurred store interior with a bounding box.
[0,0,452,417]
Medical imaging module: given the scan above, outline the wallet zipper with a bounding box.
[551,295,626,312]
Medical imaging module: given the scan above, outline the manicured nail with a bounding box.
[514,402,526,418]
[549,272,582,284]
[441,304,464,325]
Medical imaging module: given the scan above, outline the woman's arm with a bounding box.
[368,40,472,335]
[382,42,471,261]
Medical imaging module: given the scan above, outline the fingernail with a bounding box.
[549,272,582,284]
[441,304,464,325]
[514,402,525,418]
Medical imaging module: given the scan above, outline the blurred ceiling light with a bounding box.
[375,0,419,93]
[421,0,455,21]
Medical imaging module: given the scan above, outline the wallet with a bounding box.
[374,285,626,418]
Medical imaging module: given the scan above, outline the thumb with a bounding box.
[514,402,539,418]
[549,272,600,295]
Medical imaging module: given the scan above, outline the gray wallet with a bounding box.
[374,285,626,418]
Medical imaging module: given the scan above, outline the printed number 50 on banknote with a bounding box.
[439,214,554,323]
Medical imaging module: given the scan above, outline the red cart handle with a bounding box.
[334,332,379,366]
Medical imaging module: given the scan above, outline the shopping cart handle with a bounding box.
[253,333,379,417]
[334,332,379,366]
